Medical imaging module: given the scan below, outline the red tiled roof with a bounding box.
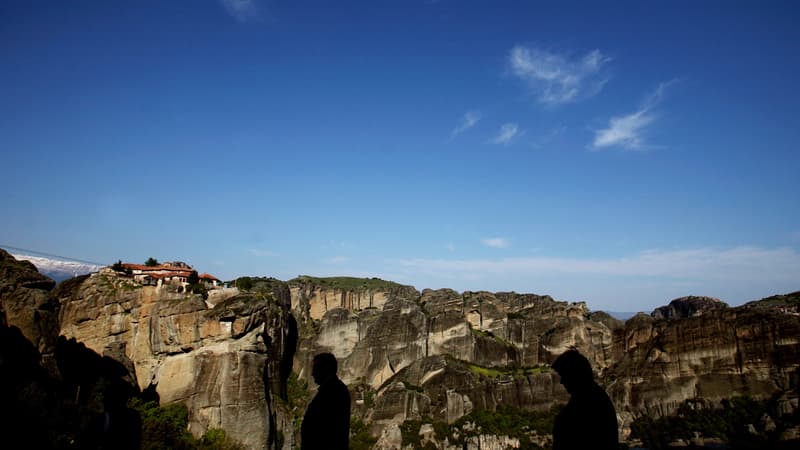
[136,272,192,279]
[121,263,217,282]
[123,263,191,273]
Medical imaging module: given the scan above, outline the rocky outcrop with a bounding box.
[291,283,615,441]
[651,295,728,319]
[0,249,60,364]
[54,268,296,449]
[290,281,800,446]
[289,276,419,321]
[608,294,800,429]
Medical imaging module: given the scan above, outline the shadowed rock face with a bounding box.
[55,270,296,449]
[0,251,297,450]
[0,249,60,363]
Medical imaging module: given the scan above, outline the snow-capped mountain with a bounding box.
[10,253,105,283]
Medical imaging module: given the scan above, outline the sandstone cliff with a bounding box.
[608,295,800,429]
[55,269,295,449]
[289,277,799,448]
[3,248,798,449]
[0,250,296,450]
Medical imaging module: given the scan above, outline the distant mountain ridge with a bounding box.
[605,310,639,320]
[3,248,104,282]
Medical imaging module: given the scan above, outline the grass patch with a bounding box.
[466,362,550,379]
[470,326,516,348]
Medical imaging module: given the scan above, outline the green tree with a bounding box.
[187,270,199,285]
[145,257,159,267]
[235,277,253,290]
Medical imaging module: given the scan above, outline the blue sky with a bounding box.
[2,0,799,312]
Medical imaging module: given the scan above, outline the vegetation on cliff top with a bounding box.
[229,276,283,293]
[742,291,800,312]
[288,275,408,291]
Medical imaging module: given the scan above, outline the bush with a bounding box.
[111,260,131,275]
[198,428,245,450]
[350,417,377,450]
[130,399,194,450]
[630,396,783,450]
[189,282,208,300]
[233,277,253,290]
[129,400,244,450]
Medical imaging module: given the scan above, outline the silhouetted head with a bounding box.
[311,352,338,386]
[552,349,594,395]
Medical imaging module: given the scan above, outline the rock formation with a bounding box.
[1,250,296,450]
[289,275,799,448]
[2,248,798,449]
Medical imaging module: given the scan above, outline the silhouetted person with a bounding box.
[301,352,350,450]
[552,349,618,450]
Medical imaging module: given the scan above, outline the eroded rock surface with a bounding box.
[3,250,798,449]
[54,268,295,449]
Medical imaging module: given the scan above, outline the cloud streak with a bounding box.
[490,123,522,145]
[482,237,510,249]
[509,45,611,105]
[451,110,481,138]
[592,80,675,150]
[221,0,261,22]
[395,246,800,283]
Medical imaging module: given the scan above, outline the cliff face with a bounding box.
[0,249,60,363]
[290,281,617,434]
[289,280,799,446]
[609,296,800,422]
[3,249,798,449]
[0,250,295,450]
[55,270,295,449]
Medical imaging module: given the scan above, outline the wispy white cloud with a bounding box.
[451,110,481,138]
[221,0,261,22]
[482,237,510,249]
[446,243,456,252]
[490,123,523,145]
[509,45,611,105]
[592,110,655,150]
[592,80,676,150]
[395,246,800,283]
